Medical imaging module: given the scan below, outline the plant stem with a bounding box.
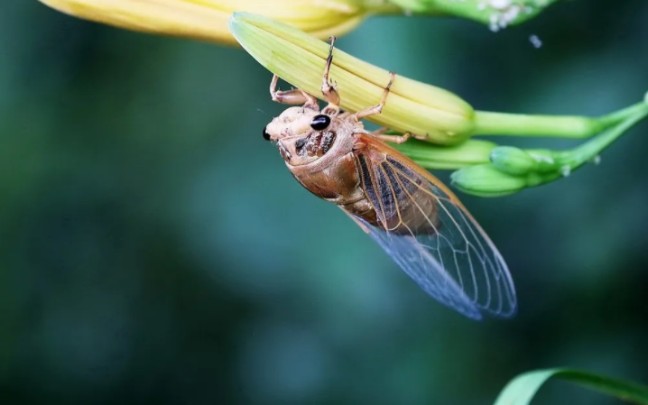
[452,99,648,196]
[473,100,647,138]
[558,103,648,169]
[473,111,601,138]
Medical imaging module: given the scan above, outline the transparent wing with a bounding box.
[350,135,516,319]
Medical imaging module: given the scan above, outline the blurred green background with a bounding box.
[2,2,648,404]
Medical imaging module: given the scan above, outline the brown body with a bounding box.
[282,112,376,224]
[265,107,435,233]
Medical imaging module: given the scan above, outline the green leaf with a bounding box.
[494,368,648,405]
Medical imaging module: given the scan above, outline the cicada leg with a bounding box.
[371,131,412,144]
[321,36,341,114]
[358,80,426,143]
[353,72,396,120]
[270,75,318,109]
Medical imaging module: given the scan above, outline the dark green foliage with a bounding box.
[1,1,647,404]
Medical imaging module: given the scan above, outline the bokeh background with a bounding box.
[2,1,648,404]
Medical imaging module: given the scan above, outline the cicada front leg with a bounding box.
[320,36,342,115]
[270,74,318,109]
[354,75,427,143]
[353,72,396,120]
[371,131,412,144]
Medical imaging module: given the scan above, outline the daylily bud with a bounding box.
[394,139,495,170]
[38,0,396,45]
[230,12,476,145]
[451,164,527,197]
[490,146,536,175]
[493,146,566,173]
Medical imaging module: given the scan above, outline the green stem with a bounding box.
[596,101,648,128]
[558,103,648,169]
[473,100,647,138]
[396,99,648,175]
[455,99,648,197]
[473,111,601,138]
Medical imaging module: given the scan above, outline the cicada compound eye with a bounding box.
[310,114,331,131]
[262,126,271,141]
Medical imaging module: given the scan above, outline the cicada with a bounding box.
[262,38,516,319]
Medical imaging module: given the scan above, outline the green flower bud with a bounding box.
[490,146,537,175]
[525,149,562,173]
[451,164,527,197]
[394,139,495,170]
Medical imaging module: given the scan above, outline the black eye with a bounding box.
[262,127,270,141]
[310,114,330,131]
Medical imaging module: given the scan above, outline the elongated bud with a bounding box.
[490,146,537,175]
[394,139,495,170]
[230,12,475,145]
[38,0,391,45]
[451,164,528,197]
[492,146,571,175]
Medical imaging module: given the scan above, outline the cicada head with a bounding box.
[263,106,345,166]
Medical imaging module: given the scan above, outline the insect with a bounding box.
[262,38,516,319]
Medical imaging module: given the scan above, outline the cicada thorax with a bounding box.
[284,114,365,202]
[284,117,440,236]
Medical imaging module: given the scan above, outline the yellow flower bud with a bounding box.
[230,12,476,144]
[38,0,398,45]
